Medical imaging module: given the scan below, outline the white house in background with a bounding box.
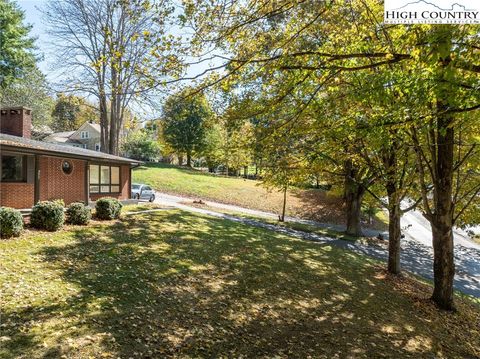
[44,121,102,151]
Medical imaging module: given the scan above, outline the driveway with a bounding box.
[153,192,480,298]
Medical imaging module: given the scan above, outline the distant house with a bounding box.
[0,107,141,209]
[44,122,102,151]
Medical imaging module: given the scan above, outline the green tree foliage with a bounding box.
[201,121,224,171]
[185,0,480,310]
[121,129,162,161]
[0,65,54,127]
[51,94,98,132]
[0,0,35,88]
[162,90,212,167]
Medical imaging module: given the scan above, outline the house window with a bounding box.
[81,131,89,139]
[1,155,26,182]
[82,144,87,149]
[95,143,101,151]
[89,164,120,193]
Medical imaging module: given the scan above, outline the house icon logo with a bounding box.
[384,0,480,24]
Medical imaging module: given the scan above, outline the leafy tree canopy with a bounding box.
[51,93,97,132]
[0,0,36,88]
[162,89,213,166]
[0,65,54,128]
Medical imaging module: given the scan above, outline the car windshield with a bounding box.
[132,184,141,190]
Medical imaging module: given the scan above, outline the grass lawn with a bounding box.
[133,163,387,229]
[182,201,365,242]
[1,210,479,358]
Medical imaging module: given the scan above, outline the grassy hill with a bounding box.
[133,163,352,225]
[1,209,478,358]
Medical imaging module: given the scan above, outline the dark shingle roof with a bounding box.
[0,133,142,165]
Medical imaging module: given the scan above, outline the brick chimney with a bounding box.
[0,107,32,138]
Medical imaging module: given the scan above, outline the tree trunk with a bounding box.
[186,152,192,167]
[387,203,401,274]
[431,219,455,309]
[178,155,183,166]
[427,29,456,310]
[99,93,109,152]
[344,160,365,236]
[384,141,402,275]
[279,186,287,222]
[109,64,119,155]
[430,104,455,310]
[345,190,364,236]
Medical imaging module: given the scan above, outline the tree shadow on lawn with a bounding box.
[2,211,479,358]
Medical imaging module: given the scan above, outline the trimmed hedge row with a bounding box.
[1,198,122,239]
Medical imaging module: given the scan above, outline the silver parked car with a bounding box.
[131,183,155,202]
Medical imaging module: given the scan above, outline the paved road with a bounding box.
[152,192,480,298]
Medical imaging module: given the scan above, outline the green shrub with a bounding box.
[30,201,64,231]
[95,197,122,220]
[66,202,91,225]
[0,207,24,238]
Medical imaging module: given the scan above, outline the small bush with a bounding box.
[31,201,64,231]
[0,207,24,238]
[95,197,122,220]
[66,202,91,225]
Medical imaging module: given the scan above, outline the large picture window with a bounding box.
[1,155,26,182]
[89,164,120,193]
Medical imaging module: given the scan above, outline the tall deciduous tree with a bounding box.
[162,90,212,167]
[43,0,182,154]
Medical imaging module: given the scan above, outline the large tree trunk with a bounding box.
[431,219,455,309]
[430,106,455,310]
[384,141,402,275]
[428,29,456,311]
[186,152,192,167]
[99,93,109,152]
[109,65,119,155]
[387,203,401,274]
[344,160,365,236]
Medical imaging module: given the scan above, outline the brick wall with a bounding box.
[39,157,87,204]
[1,156,132,208]
[0,183,34,208]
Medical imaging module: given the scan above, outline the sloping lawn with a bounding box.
[133,163,387,228]
[1,210,479,358]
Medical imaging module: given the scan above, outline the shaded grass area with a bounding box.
[122,203,165,213]
[183,201,362,241]
[1,210,478,358]
[132,163,389,228]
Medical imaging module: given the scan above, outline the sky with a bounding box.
[17,0,50,76]
[16,0,223,119]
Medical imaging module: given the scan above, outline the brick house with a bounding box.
[0,107,141,209]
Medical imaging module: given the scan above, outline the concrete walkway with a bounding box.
[149,192,480,298]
